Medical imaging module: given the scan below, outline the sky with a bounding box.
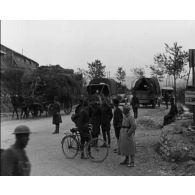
[1,20,195,79]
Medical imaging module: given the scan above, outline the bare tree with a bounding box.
[150,42,188,97]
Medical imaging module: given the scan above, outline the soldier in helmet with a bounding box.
[1,125,31,176]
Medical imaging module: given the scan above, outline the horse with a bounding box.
[10,95,22,119]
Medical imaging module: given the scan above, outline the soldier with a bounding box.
[101,98,113,147]
[163,97,178,126]
[1,125,31,176]
[164,92,169,109]
[131,92,139,119]
[52,96,62,134]
[77,100,90,159]
[113,98,123,153]
[89,100,102,140]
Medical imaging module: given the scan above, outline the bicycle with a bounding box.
[61,124,109,163]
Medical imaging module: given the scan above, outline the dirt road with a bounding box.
[1,106,175,175]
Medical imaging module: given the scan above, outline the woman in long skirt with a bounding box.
[119,105,136,167]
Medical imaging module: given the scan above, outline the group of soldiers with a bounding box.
[70,92,139,161]
[71,95,113,159]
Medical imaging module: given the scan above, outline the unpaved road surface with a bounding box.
[1,106,176,176]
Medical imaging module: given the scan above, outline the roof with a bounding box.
[0,44,39,66]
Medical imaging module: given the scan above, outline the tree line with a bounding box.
[1,42,189,100]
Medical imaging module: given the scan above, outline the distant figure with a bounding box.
[95,90,102,105]
[113,98,123,153]
[163,97,178,126]
[131,93,139,119]
[1,125,31,176]
[164,93,169,109]
[52,96,62,134]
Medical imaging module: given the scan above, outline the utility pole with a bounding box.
[185,49,195,126]
[191,50,195,125]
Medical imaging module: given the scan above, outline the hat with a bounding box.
[13,125,31,134]
[123,105,131,112]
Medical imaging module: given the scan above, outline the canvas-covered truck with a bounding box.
[87,78,117,104]
[132,77,161,108]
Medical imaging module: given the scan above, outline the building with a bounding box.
[0,44,39,72]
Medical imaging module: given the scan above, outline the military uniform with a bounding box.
[89,103,102,138]
[52,100,62,134]
[131,95,139,119]
[52,101,62,125]
[101,102,113,146]
[113,107,123,140]
[1,144,31,176]
[77,106,90,158]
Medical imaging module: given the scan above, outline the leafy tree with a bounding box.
[116,67,126,84]
[87,59,106,80]
[150,42,188,97]
[131,67,145,78]
[1,69,25,95]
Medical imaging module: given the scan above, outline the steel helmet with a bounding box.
[13,125,31,134]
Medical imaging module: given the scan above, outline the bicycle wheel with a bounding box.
[86,138,109,163]
[61,135,79,159]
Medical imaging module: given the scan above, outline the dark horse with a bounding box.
[10,95,26,119]
[10,95,41,119]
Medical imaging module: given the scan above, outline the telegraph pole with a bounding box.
[185,49,195,126]
[191,50,195,125]
[190,49,195,125]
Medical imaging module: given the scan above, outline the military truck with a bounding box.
[132,77,161,108]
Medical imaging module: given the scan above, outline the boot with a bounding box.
[53,124,59,134]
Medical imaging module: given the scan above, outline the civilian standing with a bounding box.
[119,105,137,167]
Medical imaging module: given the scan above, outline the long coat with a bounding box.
[52,101,62,124]
[119,113,136,156]
[1,144,31,176]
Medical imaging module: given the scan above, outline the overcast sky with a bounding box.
[1,20,195,77]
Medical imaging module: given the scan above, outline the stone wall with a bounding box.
[159,120,195,162]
